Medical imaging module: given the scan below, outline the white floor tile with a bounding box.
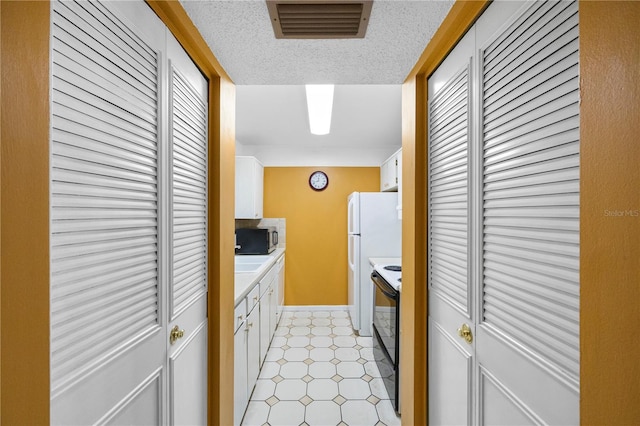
[292,317,312,326]
[331,318,352,327]
[310,336,333,348]
[307,378,340,400]
[336,361,366,378]
[341,400,380,425]
[280,361,309,379]
[290,326,311,336]
[333,335,357,347]
[309,347,334,362]
[287,335,311,347]
[283,347,309,362]
[308,361,337,379]
[376,398,401,426]
[305,400,342,426]
[338,378,373,400]
[268,400,306,426]
[335,347,360,362]
[311,317,331,327]
[310,326,332,336]
[242,310,395,426]
[274,379,307,400]
[241,401,270,426]
[332,326,354,336]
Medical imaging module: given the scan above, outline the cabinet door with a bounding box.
[275,257,285,323]
[235,156,263,219]
[268,282,277,338]
[253,159,264,219]
[246,305,260,392]
[381,152,399,192]
[259,285,271,366]
[234,326,248,426]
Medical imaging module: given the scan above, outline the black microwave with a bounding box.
[235,227,278,255]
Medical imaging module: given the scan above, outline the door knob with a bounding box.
[170,325,185,345]
[457,323,473,344]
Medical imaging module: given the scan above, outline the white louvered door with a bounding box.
[428,1,580,424]
[167,31,208,426]
[50,1,208,424]
[427,26,475,426]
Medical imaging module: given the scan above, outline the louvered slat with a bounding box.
[481,0,579,383]
[50,0,159,390]
[429,66,470,313]
[171,68,207,317]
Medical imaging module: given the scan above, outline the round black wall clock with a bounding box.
[309,170,329,191]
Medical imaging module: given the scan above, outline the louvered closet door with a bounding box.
[475,1,580,424]
[427,1,580,424]
[427,27,475,426]
[50,1,166,424]
[50,1,210,424]
[166,32,209,426]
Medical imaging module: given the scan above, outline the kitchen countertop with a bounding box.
[235,248,285,306]
[369,257,402,268]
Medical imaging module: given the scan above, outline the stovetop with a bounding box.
[374,264,401,292]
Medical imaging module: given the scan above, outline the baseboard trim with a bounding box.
[282,305,350,312]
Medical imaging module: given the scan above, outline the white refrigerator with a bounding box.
[348,192,401,336]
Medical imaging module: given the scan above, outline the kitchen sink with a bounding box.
[234,263,264,273]
[234,255,271,264]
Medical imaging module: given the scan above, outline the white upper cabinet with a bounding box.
[380,148,401,192]
[235,156,263,219]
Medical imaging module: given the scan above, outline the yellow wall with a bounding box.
[263,167,380,306]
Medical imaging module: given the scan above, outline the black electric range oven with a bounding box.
[371,265,401,413]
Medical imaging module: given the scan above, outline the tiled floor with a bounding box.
[242,310,401,426]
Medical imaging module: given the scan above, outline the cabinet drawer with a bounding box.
[234,301,246,333]
[247,284,260,313]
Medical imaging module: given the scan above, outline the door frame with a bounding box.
[0,1,236,424]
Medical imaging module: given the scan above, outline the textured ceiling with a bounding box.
[180,0,455,165]
[180,0,454,85]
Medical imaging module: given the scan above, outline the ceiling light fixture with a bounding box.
[305,84,334,135]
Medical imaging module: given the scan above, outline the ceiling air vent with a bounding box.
[266,0,373,39]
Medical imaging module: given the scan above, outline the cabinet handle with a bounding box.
[246,322,253,330]
[238,315,244,322]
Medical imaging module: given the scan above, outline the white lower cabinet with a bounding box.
[233,323,248,426]
[275,256,285,325]
[246,303,260,395]
[235,254,285,424]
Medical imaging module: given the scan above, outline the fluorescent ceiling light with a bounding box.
[305,84,334,135]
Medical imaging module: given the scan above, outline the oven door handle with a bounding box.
[372,273,398,299]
